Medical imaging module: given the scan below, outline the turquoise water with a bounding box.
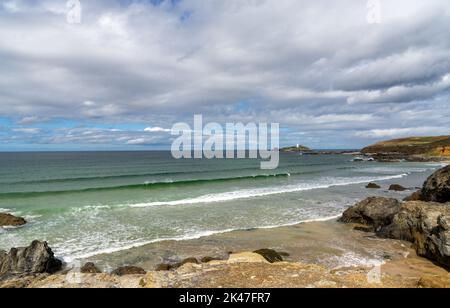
[0,152,443,262]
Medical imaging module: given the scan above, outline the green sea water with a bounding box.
[0,151,443,262]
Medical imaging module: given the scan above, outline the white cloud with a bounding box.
[144,127,171,133]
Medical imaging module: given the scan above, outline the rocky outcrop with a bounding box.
[366,183,381,189]
[0,241,62,278]
[339,197,402,231]
[111,266,146,276]
[340,197,450,269]
[421,165,450,203]
[0,213,26,227]
[377,202,450,267]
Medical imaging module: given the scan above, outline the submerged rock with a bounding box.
[253,249,284,263]
[339,197,402,231]
[111,266,146,276]
[421,165,450,203]
[0,240,62,278]
[0,213,26,227]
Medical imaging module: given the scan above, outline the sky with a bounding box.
[0,0,449,151]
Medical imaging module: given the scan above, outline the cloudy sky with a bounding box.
[0,0,449,150]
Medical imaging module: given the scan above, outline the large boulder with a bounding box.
[378,201,450,268]
[0,241,62,278]
[421,165,450,203]
[339,197,402,231]
[0,213,26,227]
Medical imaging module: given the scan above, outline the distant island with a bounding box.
[362,135,450,162]
[280,145,312,153]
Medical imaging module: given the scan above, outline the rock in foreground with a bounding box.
[0,241,62,278]
[341,197,450,268]
[0,213,26,227]
[421,165,450,203]
[339,197,402,232]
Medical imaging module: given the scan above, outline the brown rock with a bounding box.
[389,184,407,191]
[339,197,402,231]
[366,183,381,189]
[404,190,423,201]
[111,266,146,276]
[0,213,26,227]
[80,262,101,274]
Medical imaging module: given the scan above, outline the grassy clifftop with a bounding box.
[362,136,450,157]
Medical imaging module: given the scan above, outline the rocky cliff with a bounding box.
[361,136,450,161]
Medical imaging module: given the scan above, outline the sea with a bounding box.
[0,151,444,263]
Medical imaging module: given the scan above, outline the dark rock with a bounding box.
[0,240,62,278]
[179,257,199,266]
[80,262,101,274]
[155,257,199,271]
[0,213,26,227]
[339,197,402,231]
[253,249,283,263]
[404,190,423,201]
[277,251,290,257]
[421,165,450,203]
[376,201,450,268]
[200,256,223,263]
[155,263,171,271]
[366,183,381,189]
[389,184,407,192]
[111,266,146,276]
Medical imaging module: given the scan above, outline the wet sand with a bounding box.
[83,219,421,272]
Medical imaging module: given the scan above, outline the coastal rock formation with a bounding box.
[111,266,146,276]
[339,197,402,231]
[0,241,62,278]
[421,165,450,203]
[389,184,407,192]
[378,202,450,267]
[0,213,26,227]
[366,183,381,189]
[341,197,450,268]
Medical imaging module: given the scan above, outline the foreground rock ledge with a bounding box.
[2,252,449,288]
